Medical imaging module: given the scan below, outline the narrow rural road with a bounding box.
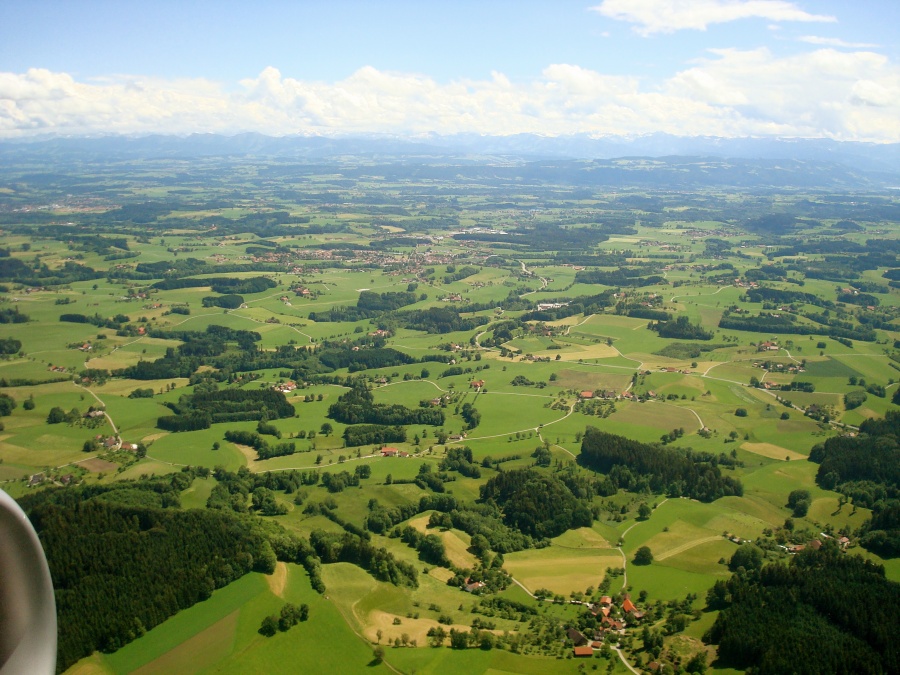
[614,645,642,675]
[74,382,118,436]
[517,260,548,296]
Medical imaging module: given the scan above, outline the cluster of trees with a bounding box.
[393,526,451,566]
[19,478,277,672]
[153,276,276,294]
[47,406,83,425]
[206,467,319,513]
[309,290,419,322]
[364,494,458,535]
[578,428,744,502]
[443,265,479,284]
[342,424,407,447]
[328,380,443,426]
[0,258,104,286]
[223,430,296,460]
[626,307,672,321]
[0,307,28,323]
[320,469,364,493]
[158,387,294,431]
[704,545,899,675]
[0,393,17,417]
[60,312,130,330]
[201,294,244,309]
[309,530,418,587]
[574,268,666,287]
[454,223,608,252]
[317,347,415,371]
[654,315,714,340]
[809,411,900,556]
[259,603,309,637]
[460,402,481,429]
[719,312,876,342]
[440,447,482,478]
[0,336,21,354]
[392,307,488,334]
[479,469,593,539]
[745,287,825,307]
[654,342,725,359]
[115,325,261,380]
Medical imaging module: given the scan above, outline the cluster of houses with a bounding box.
[28,472,77,488]
[272,381,297,394]
[568,595,644,657]
[536,302,569,311]
[733,278,761,289]
[380,447,410,458]
[781,533,851,554]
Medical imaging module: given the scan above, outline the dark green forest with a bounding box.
[704,544,900,674]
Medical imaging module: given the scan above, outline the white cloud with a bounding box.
[591,0,835,36]
[1,49,899,142]
[798,35,879,49]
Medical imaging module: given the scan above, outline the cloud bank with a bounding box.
[591,0,836,36]
[0,47,898,142]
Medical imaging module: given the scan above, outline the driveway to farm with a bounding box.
[75,381,119,436]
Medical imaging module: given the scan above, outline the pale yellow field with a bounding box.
[408,515,477,569]
[65,656,112,675]
[363,610,477,647]
[266,561,288,598]
[504,547,620,596]
[741,442,806,461]
[545,343,620,360]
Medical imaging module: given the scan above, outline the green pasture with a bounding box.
[89,562,389,675]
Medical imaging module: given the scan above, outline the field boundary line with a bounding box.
[653,535,721,561]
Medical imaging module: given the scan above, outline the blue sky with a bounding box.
[0,1,898,140]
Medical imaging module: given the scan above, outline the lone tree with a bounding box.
[633,546,653,566]
[638,503,652,520]
[787,489,811,517]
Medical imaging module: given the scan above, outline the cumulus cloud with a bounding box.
[591,0,835,36]
[1,48,899,142]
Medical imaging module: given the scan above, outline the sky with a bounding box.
[0,0,898,141]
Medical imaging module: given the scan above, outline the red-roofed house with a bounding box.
[573,646,593,657]
[622,598,636,614]
[381,447,398,457]
[579,391,594,399]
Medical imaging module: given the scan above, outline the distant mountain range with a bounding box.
[2,132,899,190]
